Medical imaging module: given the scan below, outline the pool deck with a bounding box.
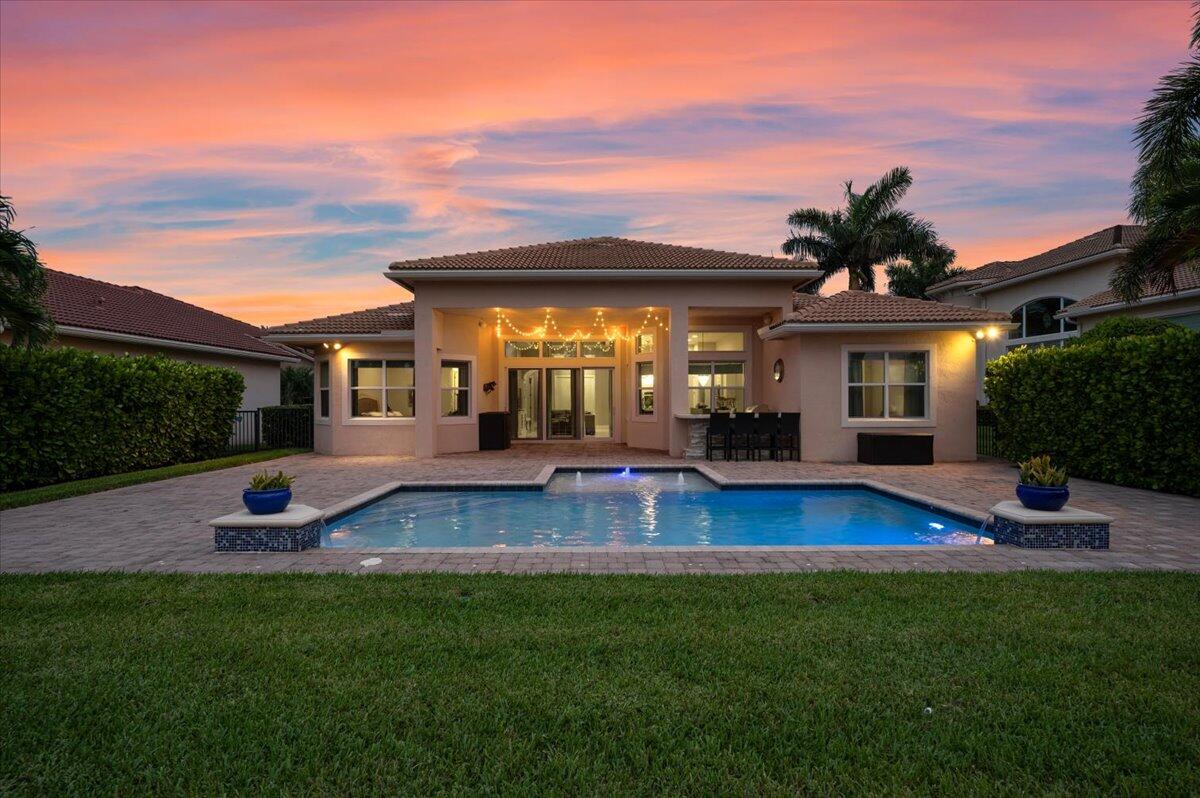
[2,445,1198,574]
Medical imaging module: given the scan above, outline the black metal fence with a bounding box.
[226,406,313,454]
[977,422,1000,458]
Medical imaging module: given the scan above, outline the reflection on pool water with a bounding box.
[322,470,992,549]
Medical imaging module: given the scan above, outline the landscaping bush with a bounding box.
[260,405,313,449]
[1072,316,1181,345]
[0,348,244,491]
[280,365,313,405]
[985,326,1200,495]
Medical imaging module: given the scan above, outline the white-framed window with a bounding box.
[687,331,745,352]
[580,340,616,358]
[504,340,541,358]
[317,360,330,419]
[440,361,470,417]
[635,331,655,355]
[541,340,578,358]
[688,361,745,413]
[636,361,655,415]
[1009,297,1078,346]
[349,359,414,418]
[846,350,928,420]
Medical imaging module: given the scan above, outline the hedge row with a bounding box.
[984,326,1200,496]
[0,347,244,491]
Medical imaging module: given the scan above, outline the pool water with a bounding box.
[322,471,992,549]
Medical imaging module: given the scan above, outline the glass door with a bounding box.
[546,368,577,439]
[508,368,541,440]
[582,368,613,439]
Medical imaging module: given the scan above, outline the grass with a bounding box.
[0,449,309,510]
[1,572,1197,795]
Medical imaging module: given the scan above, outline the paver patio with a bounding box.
[1,445,1197,573]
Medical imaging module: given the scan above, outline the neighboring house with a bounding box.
[32,269,302,410]
[265,237,1010,461]
[927,225,1200,399]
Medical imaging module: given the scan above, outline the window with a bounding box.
[580,340,615,358]
[1009,297,1078,341]
[542,340,577,358]
[688,362,745,413]
[687,331,744,352]
[318,360,330,419]
[847,351,927,419]
[440,361,469,417]
[635,332,655,355]
[350,359,414,418]
[636,362,655,415]
[504,341,541,358]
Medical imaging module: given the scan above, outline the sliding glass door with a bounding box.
[546,368,577,439]
[582,368,613,439]
[508,368,541,440]
[509,367,614,440]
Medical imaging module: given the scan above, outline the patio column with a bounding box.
[414,303,438,458]
[667,300,689,457]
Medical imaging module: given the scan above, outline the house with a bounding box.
[927,225,1200,399]
[264,237,1011,461]
[33,269,303,410]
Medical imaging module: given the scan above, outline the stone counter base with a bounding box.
[989,501,1111,550]
[214,519,324,552]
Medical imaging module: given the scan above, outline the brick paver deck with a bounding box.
[2,445,1197,573]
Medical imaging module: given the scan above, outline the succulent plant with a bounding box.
[1018,455,1068,487]
[248,470,294,491]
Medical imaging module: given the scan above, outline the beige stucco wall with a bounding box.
[312,340,417,456]
[1074,294,1200,332]
[767,330,979,462]
[51,334,284,410]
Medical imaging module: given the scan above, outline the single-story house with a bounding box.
[31,269,303,410]
[265,237,1011,461]
[927,225,1200,399]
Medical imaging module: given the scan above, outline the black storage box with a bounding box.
[857,433,933,465]
[478,411,511,451]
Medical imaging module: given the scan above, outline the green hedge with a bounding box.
[984,326,1200,496]
[0,347,244,491]
[260,405,314,449]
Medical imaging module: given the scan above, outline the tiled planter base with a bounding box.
[989,501,1111,550]
[210,505,324,552]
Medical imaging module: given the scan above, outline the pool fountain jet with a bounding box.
[575,471,583,486]
[677,472,685,484]
[621,467,631,477]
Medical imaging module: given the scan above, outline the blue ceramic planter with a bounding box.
[1016,482,1069,512]
[242,487,292,515]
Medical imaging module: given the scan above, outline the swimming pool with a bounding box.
[322,470,992,549]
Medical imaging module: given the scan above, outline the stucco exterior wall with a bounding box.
[312,340,417,456]
[1074,294,1200,332]
[771,330,978,462]
[52,334,284,410]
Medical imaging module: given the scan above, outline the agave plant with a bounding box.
[248,470,295,491]
[1018,455,1068,487]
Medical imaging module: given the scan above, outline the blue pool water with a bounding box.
[322,471,992,548]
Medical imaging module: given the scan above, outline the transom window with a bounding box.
[503,340,616,359]
[688,362,745,413]
[440,361,470,417]
[1009,297,1078,340]
[350,359,414,418]
[687,331,745,352]
[635,332,655,355]
[318,361,330,418]
[847,351,928,419]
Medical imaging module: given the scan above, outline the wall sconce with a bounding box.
[332,342,342,350]
[483,381,497,394]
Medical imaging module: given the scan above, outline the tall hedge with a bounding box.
[984,327,1200,496]
[0,347,244,491]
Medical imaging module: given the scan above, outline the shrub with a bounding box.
[1072,316,1180,345]
[248,470,294,490]
[280,365,313,405]
[985,326,1200,495]
[0,347,244,491]
[1018,455,1068,487]
[260,405,313,449]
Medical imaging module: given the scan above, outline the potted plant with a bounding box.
[1016,455,1069,511]
[242,470,295,515]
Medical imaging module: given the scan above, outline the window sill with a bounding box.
[841,417,936,428]
[343,417,416,426]
[631,414,658,423]
[315,418,331,427]
[438,416,476,426]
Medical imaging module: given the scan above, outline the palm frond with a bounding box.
[1130,57,1200,220]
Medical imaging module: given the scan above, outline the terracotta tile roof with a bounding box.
[45,269,296,359]
[265,302,415,335]
[389,236,808,272]
[930,225,1144,292]
[774,290,1012,327]
[1061,262,1200,315]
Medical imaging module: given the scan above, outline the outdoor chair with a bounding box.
[774,412,800,461]
[706,412,732,461]
[729,413,760,461]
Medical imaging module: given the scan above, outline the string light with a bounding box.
[492,306,667,343]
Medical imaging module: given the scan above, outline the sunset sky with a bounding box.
[0,0,1191,325]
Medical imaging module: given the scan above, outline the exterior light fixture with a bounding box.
[332,342,343,350]
[323,342,330,349]
[986,326,1000,340]
[974,330,985,340]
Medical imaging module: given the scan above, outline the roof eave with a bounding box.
[758,320,1017,340]
[925,279,990,296]
[263,331,416,344]
[55,325,300,363]
[385,268,823,292]
[1057,286,1200,319]
[969,249,1126,295]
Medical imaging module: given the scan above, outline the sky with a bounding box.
[0,0,1192,325]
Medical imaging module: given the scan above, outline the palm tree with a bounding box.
[0,195,55,348]
[885,246,963,300]
[1113,4,1200,302]
[781,167,945,292]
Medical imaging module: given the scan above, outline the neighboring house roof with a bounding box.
[44,269,298,361]
[264,302,415,337]
[388,236,813,274]
[1060,262,1200,318]
[767,290,1012,335]
[928,225,1145,295]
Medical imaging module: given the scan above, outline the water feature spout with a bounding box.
[677,472,685,484]
[576,471,583,486]
[621,467,631,477]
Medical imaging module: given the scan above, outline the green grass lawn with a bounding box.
[2,573,1197,795]
[0,448,309,510]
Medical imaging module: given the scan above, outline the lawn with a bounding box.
[0,448,309,510]
[1,572,1197,795]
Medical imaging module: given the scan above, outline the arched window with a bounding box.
[1008,297,1078,350]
